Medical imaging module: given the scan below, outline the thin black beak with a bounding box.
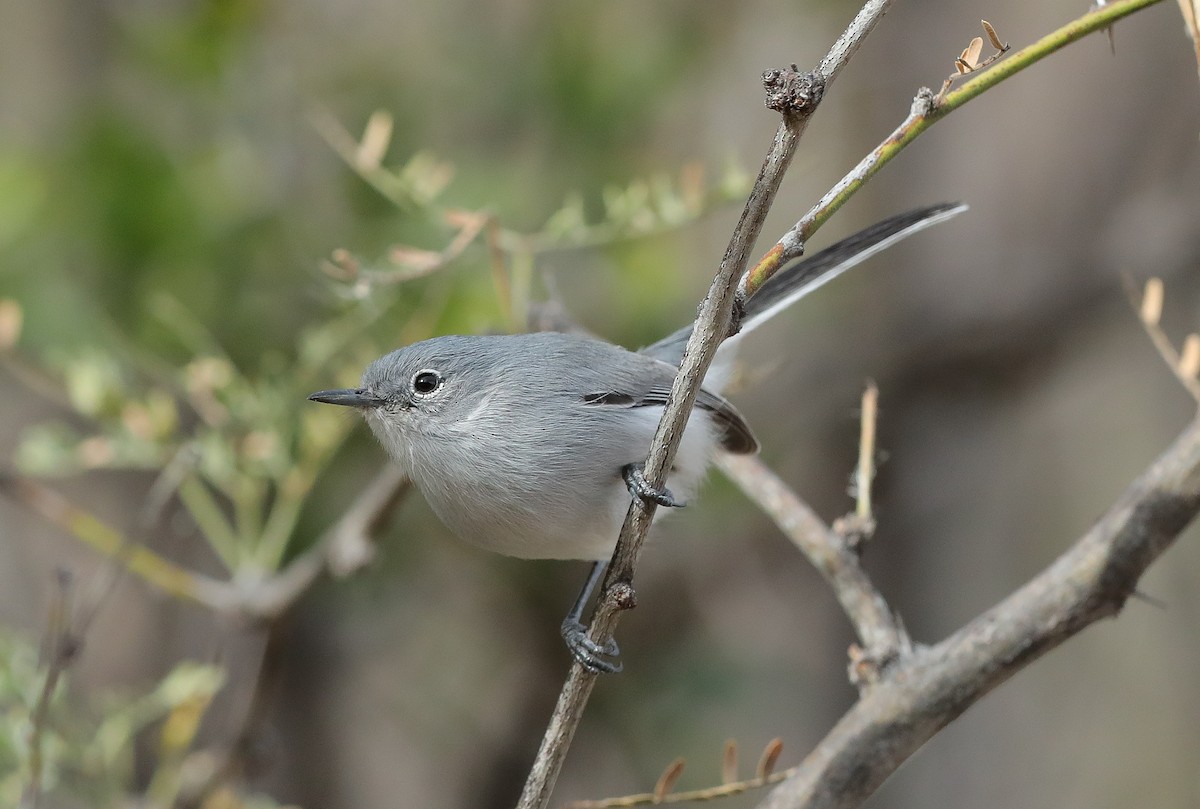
[308,388,384,408]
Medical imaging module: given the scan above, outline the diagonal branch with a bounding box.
[716,453,908,678]
[0,463,409,622]
[757,415,1200,809]
[719,382,907,684]
[742,0,1166,298]
[516,3,897,808]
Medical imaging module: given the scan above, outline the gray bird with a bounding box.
[310,202,965,671]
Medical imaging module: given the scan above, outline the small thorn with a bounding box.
[654,757,686,801]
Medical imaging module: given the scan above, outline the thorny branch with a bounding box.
[526,2,1181,808]
[741,0,1165,299]
[516,3,897,808]
[717,381,908,681]
[757,413,1200,809]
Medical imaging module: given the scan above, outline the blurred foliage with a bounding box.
[0,0,750,804]
[0,631,225,808]
[7,131,746,572]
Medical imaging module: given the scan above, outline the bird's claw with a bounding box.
[622,464,685,508]
[561,618,623,674]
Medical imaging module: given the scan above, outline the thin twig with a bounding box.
[0,463,410,623]
[1128,276,1200,404]
[832,381,879,549]
[740,0,1165,298]
[20,571,75,809]
[516,4,895,808]
[757,414,1200,809]
[233,465,410,619]
[854,382,878,523]
[0,472,235,609]
[716,453,907,677]
[566,766,800,808]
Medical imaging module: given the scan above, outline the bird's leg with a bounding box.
[561,560,622,674]
[562,464,685,673]
[622,463,686,508]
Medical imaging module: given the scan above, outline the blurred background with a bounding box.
[1,0,1199,807]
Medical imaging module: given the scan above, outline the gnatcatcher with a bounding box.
[311,202,965,672]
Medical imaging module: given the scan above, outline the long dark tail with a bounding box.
[639,202,968,366]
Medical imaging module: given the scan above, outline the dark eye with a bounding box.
[412,369,443,396]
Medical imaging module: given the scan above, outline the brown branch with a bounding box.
[516,4,896,808]
[716,454,908,680]
[756,415,1200,809]
[741,0,1164,299]
[716,381,905,679]
[1130,276,1200,404]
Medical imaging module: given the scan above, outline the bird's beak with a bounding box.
[308,388,384,408]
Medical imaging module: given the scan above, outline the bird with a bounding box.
[310,202,966,671]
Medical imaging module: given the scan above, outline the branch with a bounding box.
[1131,276,1200,404]
[516,4,896,808]
[233,464,410,620]
[757,415,1200,809]
[717,381,908,683]
[0,463,409,622]
[716,453,908,681]
[0,472,235,608]
[742,0,1167,297]
[20,571,75,809]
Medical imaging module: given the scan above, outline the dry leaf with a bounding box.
[356,110,394,170]
[653,758,686,801]
[959,37,984,71]
[1180,334,1200,378]
[1140,278,1164,325]
[757,738,785,779]
[721,739,738,785]
[982,20,1004,51]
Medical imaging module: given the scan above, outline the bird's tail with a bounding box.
[639,202,969,380]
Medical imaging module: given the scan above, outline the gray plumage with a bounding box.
[311,202,966,561]
[357,332,747,559]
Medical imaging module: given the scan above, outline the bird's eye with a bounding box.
[411,369,443,396]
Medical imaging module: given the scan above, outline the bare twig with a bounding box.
[0,462,410,623]
[1129,276,1200,404]
[565,737,795,807]
[603,406,1200,809]
[756,414,1200,808]
[516,4,896,808]
[717,453,908,678]
[835,381,879,547]
[741,0,1165,299]
[854,382,878,523]
[20,571,75,809]
[232,465,410,619]
[567,766,799,808]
